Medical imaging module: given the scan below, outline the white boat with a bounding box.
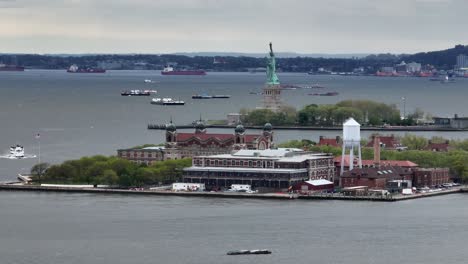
[151,98,185,105]
[0,144,37,160]
[144,79,153,83]
[9,145,24,158]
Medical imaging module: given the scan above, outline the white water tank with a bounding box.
[343,118,361,147]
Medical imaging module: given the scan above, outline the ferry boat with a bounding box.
[161,66,206,76]
[67,64,106,73]
[0,64,25,71]
[121,90,156,96]
[9,145,25,159]
[151,98,185,105]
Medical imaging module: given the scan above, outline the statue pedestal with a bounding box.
[261,84,282,112]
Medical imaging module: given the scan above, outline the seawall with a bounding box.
[0,184,465,202]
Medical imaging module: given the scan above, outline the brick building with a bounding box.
[164,121,274,160]
[413,168,450,187]
[316,136,341,147]
[183,148,335,189]
[117,146,165,165]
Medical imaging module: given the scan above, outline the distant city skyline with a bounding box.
[0,0,467,54]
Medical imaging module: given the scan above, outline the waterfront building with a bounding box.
[261,42,282,112]
[117,146,165,165]
[164,120,274,160]
[183,148,335,189]
[413,168,450,187]
[456,54,468,69]
[433,114,468,129]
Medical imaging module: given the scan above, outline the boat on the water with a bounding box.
[0,145,36,160]
[309,92,339,96]
[161,66,206,76]
[0,64,25,72]
[121,90,156,96]
[67,64,106,73]
[192,94,212,99]
[227,249,272,255]
[212,95,231,99]
[151,98,185,105]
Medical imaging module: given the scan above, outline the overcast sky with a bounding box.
[0,0,466,54]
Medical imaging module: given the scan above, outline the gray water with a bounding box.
[0,191,467,264]
[1,70,468,180]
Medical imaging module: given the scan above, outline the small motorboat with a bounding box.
[227,249,272,255]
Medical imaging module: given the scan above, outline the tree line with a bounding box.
[31,156,192,187]
[3,45,465,72]
[241,100,423,127]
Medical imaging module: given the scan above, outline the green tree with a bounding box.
[30,162,50,184]
[400,134,428,150]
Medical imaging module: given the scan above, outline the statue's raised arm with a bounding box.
[269,42,273,55]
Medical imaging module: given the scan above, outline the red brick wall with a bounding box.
[413,168,450,187]
[341,177,386,189]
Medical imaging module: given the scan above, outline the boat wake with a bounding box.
[0,154,37,160]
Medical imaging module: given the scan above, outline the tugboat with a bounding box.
[151,98,185,105]
[121,90,156,96]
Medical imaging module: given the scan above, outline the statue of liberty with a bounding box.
[266,42,280,85]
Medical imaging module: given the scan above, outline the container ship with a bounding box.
[161,66,206,76]
[67,64,106,73]
[0,64,25,71]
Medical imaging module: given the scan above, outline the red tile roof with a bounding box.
[334,155,418,167]
[176,133,261,144]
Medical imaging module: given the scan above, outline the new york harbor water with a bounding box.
[1,70,468,264]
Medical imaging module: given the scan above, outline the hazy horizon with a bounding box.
[1,0,467,54]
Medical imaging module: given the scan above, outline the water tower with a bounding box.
[341,118,362,175]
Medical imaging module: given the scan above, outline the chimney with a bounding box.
[373,135,381,168]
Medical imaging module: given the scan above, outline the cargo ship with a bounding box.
[67,64,106,73]
[0,64,25,71]
[161,66,206,76]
